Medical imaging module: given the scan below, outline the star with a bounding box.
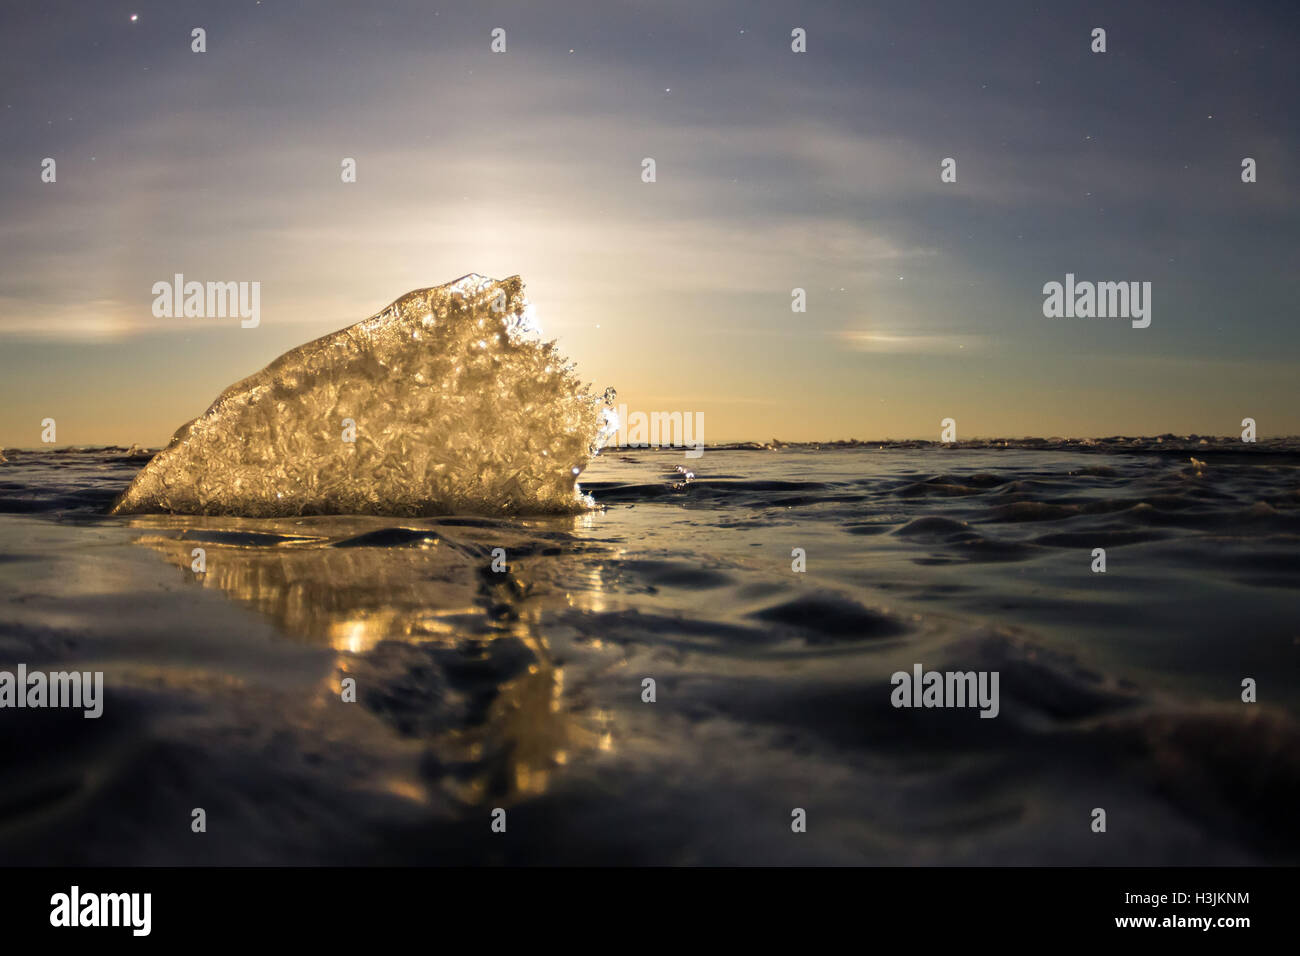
[130,13,138,22]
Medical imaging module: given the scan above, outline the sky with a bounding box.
[1,0,1296,446]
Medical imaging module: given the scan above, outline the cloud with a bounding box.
[835,330,983,354]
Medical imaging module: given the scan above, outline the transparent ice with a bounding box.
[112,274,618,516]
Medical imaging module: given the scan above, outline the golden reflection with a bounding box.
[127,512,618,806]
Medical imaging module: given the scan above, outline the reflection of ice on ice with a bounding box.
[113,274,615,516]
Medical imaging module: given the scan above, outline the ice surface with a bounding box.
[112,274,618,516]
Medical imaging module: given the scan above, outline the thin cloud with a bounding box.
[836,330,983,354]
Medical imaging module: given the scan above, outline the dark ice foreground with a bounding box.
[0,440,1297,864]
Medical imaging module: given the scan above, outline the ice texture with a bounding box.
[111,275,618,516]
